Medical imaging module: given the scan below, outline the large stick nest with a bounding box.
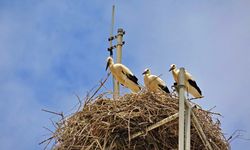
[52,91,229,150]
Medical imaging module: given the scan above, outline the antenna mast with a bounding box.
[109,5,115,56]
[107,5,125,100]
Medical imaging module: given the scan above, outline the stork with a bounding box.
[169,64,202,98]
[142,68,170,93]
[106,56,141,93]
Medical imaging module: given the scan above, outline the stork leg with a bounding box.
[171,82,178,97]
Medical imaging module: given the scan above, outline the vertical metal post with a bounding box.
[113,28,124,99]
[178,68,185,150]
[109,5,117,100]
[109,5,115,52]
[185,103,191,150]
[179,68,191,150]
[116,28,123,63]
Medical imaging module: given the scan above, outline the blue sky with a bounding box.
[0,0,250,149]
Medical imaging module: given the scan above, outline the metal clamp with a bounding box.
[117,41,125,47]
[108,35,117,41]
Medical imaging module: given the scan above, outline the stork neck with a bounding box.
[109,63,115,72]
[110,59,114,65]
[143,74,149,82]
[172,69,179,81]
[144,73,150,78]
[172,69,177,75]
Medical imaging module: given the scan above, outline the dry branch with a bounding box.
[41,109,64,120]
[131,112,179,139]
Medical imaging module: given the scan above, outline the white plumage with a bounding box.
[169,64,202,98]
[142,68,170,93]
[106,57,141,93]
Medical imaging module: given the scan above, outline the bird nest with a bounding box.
[51,91,229,150]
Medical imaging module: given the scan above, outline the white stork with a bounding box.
[169,64,202,98]
[106,56,141,93]
[142,68,170,93]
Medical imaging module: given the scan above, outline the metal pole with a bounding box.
[185,102,191,150]
[178,68,185,150]
[116,28,124,63]
[109,5,117,100]
[113,28,124,99]
[109,5,115,53]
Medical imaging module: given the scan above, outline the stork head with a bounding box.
[169,64,176,72]
[105,56,113,71]
[142,68,150,75]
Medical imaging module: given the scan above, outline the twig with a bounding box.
[41,109,64,120]
[86,84,99,100]
[75,93,82,111]
[43,126,54,134]
[203,110,222,116]
[95,139,104,150]
[227,130,250,143]
[39,136,54,145]
[85,72,111,105]
[49,118,58,129]
[208,106,216,112]
[67,93,83,113]
[43,137,53,150]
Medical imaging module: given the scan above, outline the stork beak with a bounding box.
[142,71,147,75]
[105,62,110,71]
[169,67,173,72]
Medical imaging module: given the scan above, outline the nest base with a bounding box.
[53,91,229,150]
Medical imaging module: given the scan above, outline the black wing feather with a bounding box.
[188,79,202,95]
[158,84,170,94]
[122,71,139,85]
